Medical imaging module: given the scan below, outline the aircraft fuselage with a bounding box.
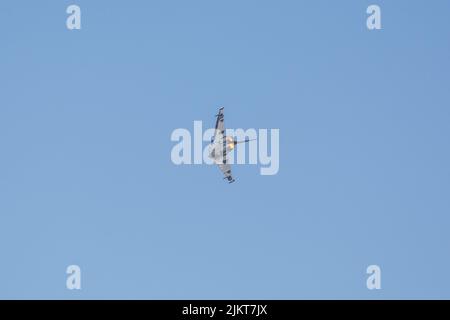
[208,135,235,164]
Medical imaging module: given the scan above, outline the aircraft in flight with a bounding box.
[208,107,253,183]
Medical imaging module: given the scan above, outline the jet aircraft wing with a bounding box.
[213,107,225,141]
[218,161,235,183]
[213,107,235,183]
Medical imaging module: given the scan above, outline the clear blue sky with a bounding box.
[1,0,450,299]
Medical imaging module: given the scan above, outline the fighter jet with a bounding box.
[208,107,252,183]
